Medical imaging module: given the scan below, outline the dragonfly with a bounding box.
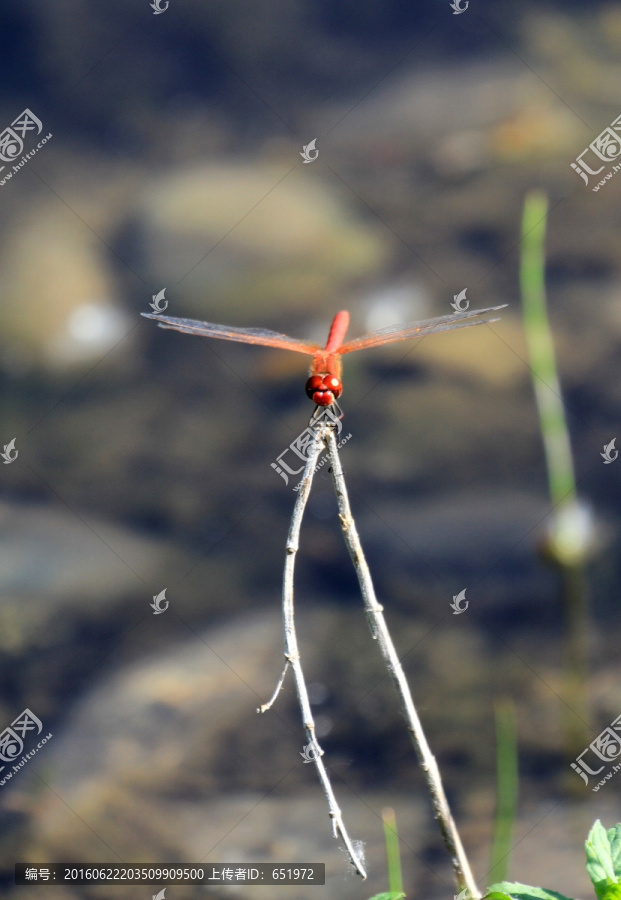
[142,304,506,415]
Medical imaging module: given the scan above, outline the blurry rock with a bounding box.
[139,161,390,314]
[359,488,551,593]
[435,128,489,178]
[325,61,538,151]
[489,100,578,163]
[0,499,200,723]
[0,500,182,615]
[11,607,430,900]
[325,55,584,166]
[0,203,126,371]
[361,280,431,330]
[383,311,524,387]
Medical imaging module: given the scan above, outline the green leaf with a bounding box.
[487,882,575,900]
[602,887,621,900]
[606,824,621,878]
[586,820,619,898]
[484,893,514,899]
[366,894,405,900]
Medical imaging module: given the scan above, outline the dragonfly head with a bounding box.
[308,353,343,406]
[305,374,343,407]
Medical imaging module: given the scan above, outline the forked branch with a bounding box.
[259,424,367,879]
[323,427,481,898]
[259,421,479,894]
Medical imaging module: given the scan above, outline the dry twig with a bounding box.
[259,424,367,878]
[323,426,480,898]
[259,420,480,894]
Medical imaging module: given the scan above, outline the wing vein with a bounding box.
[338,304,507,354]
[141,313,320,355]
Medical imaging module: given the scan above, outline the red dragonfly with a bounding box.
[142,305,506,412]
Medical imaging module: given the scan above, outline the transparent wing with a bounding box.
[141,313,321,356]
[337,305,507,355]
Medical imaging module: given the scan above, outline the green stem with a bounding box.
[520,190,576,509]
[520,189,591,760]
[488,699,518,884]
[382,807,404,897]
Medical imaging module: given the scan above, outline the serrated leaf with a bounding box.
[602,886,621,900]
[586,820,618,898]
[607,824,621,879]
[487,882,575,900]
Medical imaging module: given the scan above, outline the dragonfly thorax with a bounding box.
[305,374,343,407]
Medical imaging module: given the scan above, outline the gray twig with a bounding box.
[323,427,480,898]
[259,423,367,879]
[257,660,290,713]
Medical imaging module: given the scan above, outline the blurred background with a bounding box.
[0,1,620,898]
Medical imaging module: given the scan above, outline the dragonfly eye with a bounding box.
[305,374,342,405]
[324,376,342,398]
[305,375,324,399]
[314,390,334,407]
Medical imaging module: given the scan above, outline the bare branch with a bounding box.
[268,423,367,879]
[323,428,480,898]
[257,660,291,713]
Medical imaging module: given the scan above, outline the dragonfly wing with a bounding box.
[141,313,320,355]
[337,304,507,354]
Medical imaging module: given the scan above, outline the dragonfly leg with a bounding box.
[308,406,322,427]
[308,401,344,428]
